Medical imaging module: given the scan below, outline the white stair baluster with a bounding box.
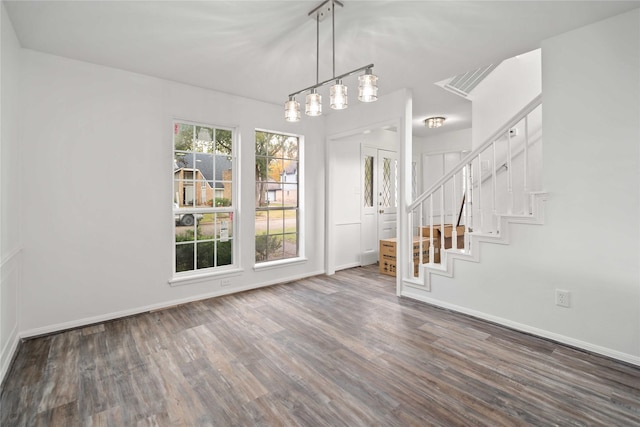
[492,140,498,233]
[440,184,445,255]
[524,115,530,215]
[452,173,457,249]
[429,195,434,263]
[507,130,513,214]
[465,163,472,249]
[477,153,483,233]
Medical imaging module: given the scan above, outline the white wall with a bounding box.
[405,9,640,364]
[471,49,541,149]
[413,128,471,156]
[0,2,22,383]
[17,49,326,335]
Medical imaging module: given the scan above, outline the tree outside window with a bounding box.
[255,131,299,263]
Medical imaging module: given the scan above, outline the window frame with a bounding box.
[171,119,239,281]
[254,129,304,268]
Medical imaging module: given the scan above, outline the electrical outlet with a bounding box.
[220,278,232,287]
[555,289,570,308]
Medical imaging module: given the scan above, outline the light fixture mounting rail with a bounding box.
[308,0,344,21]
[288,64,374,98]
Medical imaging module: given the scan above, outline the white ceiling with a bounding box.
[4,0,639,137]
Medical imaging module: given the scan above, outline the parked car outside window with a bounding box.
[174,203,203,226]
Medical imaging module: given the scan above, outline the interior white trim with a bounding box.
[169,268,244,287]
[20,269,324,340]
[0,247,21,268]
[402,288,640,367]
[0,326,20,385]
[253,257,308,271]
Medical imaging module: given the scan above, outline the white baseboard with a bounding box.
[1,325,20,386]
[1,248,22,386]
[20,269,326,339]
[402,288,640,367]
[334,262,362,272]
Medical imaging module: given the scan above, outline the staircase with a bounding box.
[404,94,546,290]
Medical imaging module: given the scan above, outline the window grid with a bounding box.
[173,121,235,274]
[255,131,300,263]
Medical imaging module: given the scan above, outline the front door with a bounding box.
[377,149,398,243]
[360,148,398,265]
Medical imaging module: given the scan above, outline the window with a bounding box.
[255,131,300,263]
[173,121,235,275]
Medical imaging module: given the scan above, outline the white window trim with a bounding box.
[253,257,307,272]
[254,129,304,265]
[169,267,244,287]
[172,120,239,279]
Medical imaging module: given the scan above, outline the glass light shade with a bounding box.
[305,89,322,116]
[330,80,348,110]
[284,97,300,122]
[358,70,378,103]
[425,117,446,128]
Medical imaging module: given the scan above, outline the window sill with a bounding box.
[253,257,307,272]
[169,267,244,287]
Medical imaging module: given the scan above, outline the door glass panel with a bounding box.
[382,157,392,207]
[364,155,373,207]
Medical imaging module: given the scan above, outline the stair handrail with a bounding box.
[408,93,542,212]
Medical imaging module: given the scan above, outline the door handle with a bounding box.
[379,209,384,214]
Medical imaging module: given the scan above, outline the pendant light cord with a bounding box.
[332,1,335,79]
[316,12,320,85]
[286,0,375,100]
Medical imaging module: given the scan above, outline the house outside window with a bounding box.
[173,121,236,275]
[255,130,300,263]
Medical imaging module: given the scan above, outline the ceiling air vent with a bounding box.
[436,64,498,99]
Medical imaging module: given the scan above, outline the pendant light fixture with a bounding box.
[306,89,322,116]
[358,69,378,102]
[285,96,301,122]
[330,80,348,110]
[284,0,378,122]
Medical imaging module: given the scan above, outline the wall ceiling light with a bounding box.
[284,0,378,122]
[424,117,446,128]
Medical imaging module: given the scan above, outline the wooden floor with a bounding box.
[2,266,640,426]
